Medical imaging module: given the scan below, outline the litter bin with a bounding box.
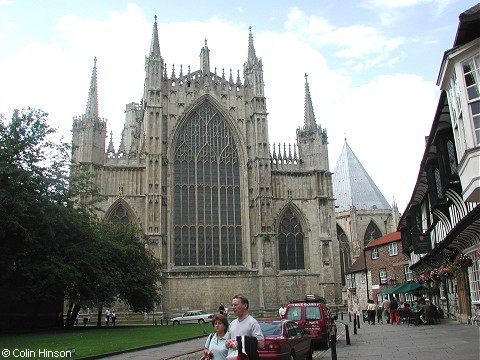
[362,310,369,323]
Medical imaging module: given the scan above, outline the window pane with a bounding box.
[173,103,241,266]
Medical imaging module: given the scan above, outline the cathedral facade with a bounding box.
[71,19,341,313]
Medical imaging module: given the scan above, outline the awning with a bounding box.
[381,283,404,295]
[395,281,425,294]
[381,281,425,295]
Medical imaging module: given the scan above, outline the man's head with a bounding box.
[232,294,249,319]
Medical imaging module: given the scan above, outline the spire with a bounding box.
[247,26,257,67]
[200,37,210,74]
[149,15,161,58]
[107,131,115,154]
[333,141,391,212]
[243,27,264,96]
[85,57,98,119]
[304,73,316,128]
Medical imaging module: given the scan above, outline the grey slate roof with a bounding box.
[333,141,391,212]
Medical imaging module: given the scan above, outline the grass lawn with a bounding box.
[0,323,212,359]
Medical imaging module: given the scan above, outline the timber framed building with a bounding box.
[398,4,480,326]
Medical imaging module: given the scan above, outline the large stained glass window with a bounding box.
[278,208,305,270]
[173,102,242,266]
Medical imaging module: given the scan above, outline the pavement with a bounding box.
[321,317,479,360]
[95,318,480,360]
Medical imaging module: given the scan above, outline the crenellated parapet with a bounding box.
[72,114,107,130]
[296,123,328,143]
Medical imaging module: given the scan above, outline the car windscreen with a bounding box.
[259,322,282,336]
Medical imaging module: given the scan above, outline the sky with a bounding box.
[0,0,477,214]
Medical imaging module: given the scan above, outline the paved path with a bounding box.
[322,318,479,360]
[96,319,479,360]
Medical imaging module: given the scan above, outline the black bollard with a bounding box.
[345,324,351,345]
[349,312,352,322]
[341,311,344,321]
[353,316,357,334]
[357,315,360,329]
[330,334,337,360]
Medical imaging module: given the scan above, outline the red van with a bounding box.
[283,295,336,349]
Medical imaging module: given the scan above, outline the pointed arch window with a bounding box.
[337,225,351,286]
[108,204,131,225]
[278,209,305,270]
[363,221,382,246]
[173,102,242,266]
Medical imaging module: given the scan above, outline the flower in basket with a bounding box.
[454,254,474,268]
[438,264,450,279]
[444,262,460,277]
[418,270,432,283]
[430,268,441,281]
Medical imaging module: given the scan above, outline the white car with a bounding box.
[171,310,214,324]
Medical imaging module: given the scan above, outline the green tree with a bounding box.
[0,108,162,331]
[0,108,73,329]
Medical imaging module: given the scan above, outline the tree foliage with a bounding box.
[0,108,162,331]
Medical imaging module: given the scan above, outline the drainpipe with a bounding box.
[363,247,370,301]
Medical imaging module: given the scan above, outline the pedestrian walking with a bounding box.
[226,294,264,359]
[389,297,400,325]
[105,308,110,326]
[382,297,390,324]
[367,299,376,325]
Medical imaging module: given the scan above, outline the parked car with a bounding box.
[284,295,337,349]
[258,319,313,360]
[171,310,214,324]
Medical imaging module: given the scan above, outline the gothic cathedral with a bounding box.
[71,18,342,312]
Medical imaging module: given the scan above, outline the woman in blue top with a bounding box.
[203,314,229,360]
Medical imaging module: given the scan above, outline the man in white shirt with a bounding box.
[278,304,286,319]
[226,294,264,351]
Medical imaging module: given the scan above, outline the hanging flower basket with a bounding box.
[454,254,473,268]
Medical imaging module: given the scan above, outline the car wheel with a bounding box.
[198,319,205,324]
[173,320,180,325]
[320,332,330,350]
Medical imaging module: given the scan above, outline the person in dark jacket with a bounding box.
[389,297,399,325]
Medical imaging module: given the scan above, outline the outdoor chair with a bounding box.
[407,311,420,326]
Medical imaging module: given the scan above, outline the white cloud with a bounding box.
[283,8,404,70]
[0,4,440,211]
[365,0,455,24]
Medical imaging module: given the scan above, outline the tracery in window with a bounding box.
[337,225,351,286]
[363,221,382,246]
[108,204,131,225]
[278,208,305,270]
[173,102,242,266]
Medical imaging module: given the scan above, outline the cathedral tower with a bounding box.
[72,57,107,166]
